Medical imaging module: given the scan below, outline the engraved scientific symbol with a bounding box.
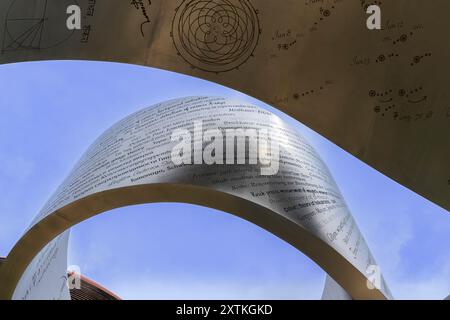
[1,0,77,54]
[171,0,261,73]
[369,86,431,122]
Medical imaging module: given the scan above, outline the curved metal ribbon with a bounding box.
[0,97,391,299]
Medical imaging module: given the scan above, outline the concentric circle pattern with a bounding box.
[172,0,260,72]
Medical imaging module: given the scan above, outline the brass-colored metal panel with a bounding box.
[0,0,448,211]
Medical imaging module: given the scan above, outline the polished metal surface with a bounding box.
[11,231,70,300]
[0,0,448,211]
[0,97,391,299]
[322,275,352,300]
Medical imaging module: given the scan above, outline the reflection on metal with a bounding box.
[0,97,391,300]
[0,0,448,211]
[322,275,352,300]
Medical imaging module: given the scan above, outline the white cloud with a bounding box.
[390,260,450,300]
[354,198,450,300]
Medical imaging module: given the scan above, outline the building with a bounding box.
[68,273,120,300]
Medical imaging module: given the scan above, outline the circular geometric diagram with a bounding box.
[171,0,261,73]
[1,0,77,54]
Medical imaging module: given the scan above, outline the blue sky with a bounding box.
[0,60,448,299]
